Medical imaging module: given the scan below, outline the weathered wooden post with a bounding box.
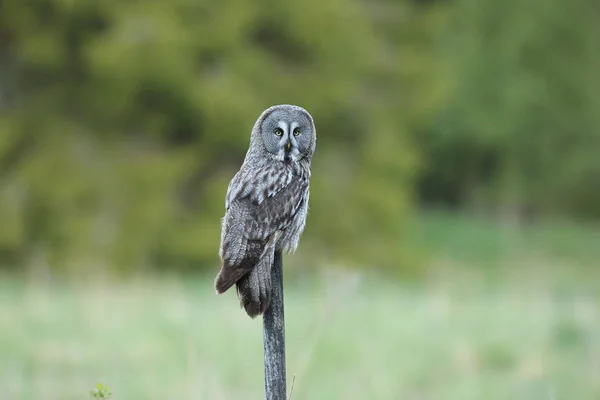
[262,250,287,400]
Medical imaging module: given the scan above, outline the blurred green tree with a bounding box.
[420,0,600,220]
[0,0,440,273]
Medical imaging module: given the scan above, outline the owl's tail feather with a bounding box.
[214,239,264,294]
[214,267,249,295]
[236,249,273,318]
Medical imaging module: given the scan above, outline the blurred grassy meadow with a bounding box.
[2,212,600,400]
[1,0,600,398]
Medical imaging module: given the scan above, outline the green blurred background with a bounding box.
[0,0,599,399]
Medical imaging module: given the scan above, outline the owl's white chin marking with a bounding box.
[276,148,301,163]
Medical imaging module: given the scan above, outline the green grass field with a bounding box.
[1,212,599,399]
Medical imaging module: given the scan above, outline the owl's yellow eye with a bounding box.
[274,128,283,136]
[293,128,301,136]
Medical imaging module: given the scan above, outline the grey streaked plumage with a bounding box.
[214,104,316,318]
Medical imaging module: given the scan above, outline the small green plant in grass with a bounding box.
[90,383,112,399]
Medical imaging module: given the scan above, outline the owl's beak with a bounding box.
[285,141,291,151]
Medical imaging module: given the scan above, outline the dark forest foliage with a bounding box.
[0,0,597,273]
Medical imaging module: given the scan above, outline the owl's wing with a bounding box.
[215,166,307,294]
[225,165,295,210]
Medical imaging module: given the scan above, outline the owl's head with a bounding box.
[251,104,316,163]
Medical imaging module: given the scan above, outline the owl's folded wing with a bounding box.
[215,169,307,294]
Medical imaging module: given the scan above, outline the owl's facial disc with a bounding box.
[259,106,314,162]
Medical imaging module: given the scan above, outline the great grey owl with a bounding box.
[214,104,316,318]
